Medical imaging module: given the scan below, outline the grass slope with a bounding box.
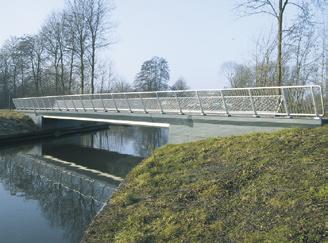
[0,110,36,135]
[83,126,328,242]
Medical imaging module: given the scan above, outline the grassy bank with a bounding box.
[83,126,328,242]
[0,110,37,135]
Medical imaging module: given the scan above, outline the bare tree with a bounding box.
[67,0,89,94]
[6,38,20,97]
[221,62,255,88]
[98,62,116,93]
[42,13,63,94]
[171,77,190,90]
[286,21,319,85]
[237,0,322,86]
[317,11,328,109]
[26,35,45,96]
[112,78,132,92]
[85,0,114,94]
[15,37,31,97]
[0,46,11,107]
[0,0,115,102]
[62,10,77,94]
[253,34,277,86]
[66,0,114,94]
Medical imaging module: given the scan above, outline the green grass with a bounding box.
[0,110,36,135]
[83,126,328,243]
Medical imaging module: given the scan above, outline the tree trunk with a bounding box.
[13,66,17,97]
[60,49,65,94]
[80,50,85,94]
[277,0,284,86]
[21,65,25,96]
[91,39,96,94]
[69,49,74,94]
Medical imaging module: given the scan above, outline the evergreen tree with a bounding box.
[134,56,170,91]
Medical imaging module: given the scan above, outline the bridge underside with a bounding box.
[25,111,325,144]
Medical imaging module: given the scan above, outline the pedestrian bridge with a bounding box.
[13,85,326,143]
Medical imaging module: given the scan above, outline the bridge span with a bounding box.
[13,85,326,144]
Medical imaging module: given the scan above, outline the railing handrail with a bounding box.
[13,85,321,100]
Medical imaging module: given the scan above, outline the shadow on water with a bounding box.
[0,125,168,243]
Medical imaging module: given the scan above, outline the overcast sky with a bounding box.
[0,0,273,89]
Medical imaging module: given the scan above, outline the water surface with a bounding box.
[0,125,168,243]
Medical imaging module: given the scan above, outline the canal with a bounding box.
[0,125,168,243]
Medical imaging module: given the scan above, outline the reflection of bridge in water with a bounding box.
[0,141,144,242]
[42,144,144,181]
[0,123,167,242]
[13,85,326,143]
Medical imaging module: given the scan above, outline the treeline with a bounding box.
[0,4,187,107]
[0,0,113,108]
[3,0,326,110]
[222,0,328,94]
[0,0,189,109]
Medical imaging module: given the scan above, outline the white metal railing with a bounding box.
[13,85,325,118]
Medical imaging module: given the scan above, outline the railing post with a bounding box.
[37,98,41,110]
[90,94,97,112]
[310,86,319,118]
[100,94,107,112]
[23,100,28,110]
[24,100,28,110]
[70,96,78,112]
[35,98,41,111]
[21,100,25,110]
[17,100,20,110]
[220,90,230,117]
[319,86,325,117]
[32,98,37,113]
[34,98,40,110]
[13,99,20,110]
[39,98,45,110]
[125,94,133,113]
[156,92,164,114]
[111,94,119,112]
[139,94,148,113]
[43,98,48,110]
[248,89,258,117]
[62,96,69,111]
[281,87,291,118]
[80,96,86,112]
[55,97,62,111]
[12,99,17,110]
[13,100,19,110]
[21,100,26,110]
[196,91,205,115]
[15,100,21,110]
[47,98,51,111]
[48,97,54,111]
[175,92,183,115]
